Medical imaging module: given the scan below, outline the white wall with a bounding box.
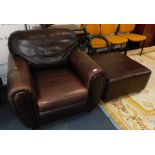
[0,24,25,84]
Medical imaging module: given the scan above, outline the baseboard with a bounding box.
[126,45,155,56]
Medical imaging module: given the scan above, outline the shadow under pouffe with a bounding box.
[91,52,151,102]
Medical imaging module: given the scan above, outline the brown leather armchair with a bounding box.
[7,28,105,128]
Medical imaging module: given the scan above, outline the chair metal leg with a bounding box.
[140,40,145,56]
[88,43,92,55]
[88,47,91,55]
[88,47,96,55]
[124,41,129,56]
[93,48,97,54]
[107,44,111,53]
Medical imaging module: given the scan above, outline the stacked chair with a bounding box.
[100,24,128,52]
[81,24,147,55]
[118,24,147,55]
[81,24,110,54]
[82,24,128,55]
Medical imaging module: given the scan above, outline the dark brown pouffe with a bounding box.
[92,53,151,102]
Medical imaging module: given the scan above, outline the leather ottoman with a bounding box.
[92,53,151,102]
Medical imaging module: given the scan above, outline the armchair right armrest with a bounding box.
[70,50,106,110]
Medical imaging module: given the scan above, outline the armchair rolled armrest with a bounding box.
[70,50,106,110]
[7,54,39,128]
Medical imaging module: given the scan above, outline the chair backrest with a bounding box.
[8,28,78,70]
[100,24,118,35]
[119,24,135,33]
[85,24,100,34]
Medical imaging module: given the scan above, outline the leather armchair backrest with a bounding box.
[8,28,78,69]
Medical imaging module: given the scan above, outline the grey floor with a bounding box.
[0,87,117,130]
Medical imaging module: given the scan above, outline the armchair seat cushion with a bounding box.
[35,68,88,112]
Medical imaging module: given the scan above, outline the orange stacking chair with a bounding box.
[82,24,110,54]
[100,24,128,54]
[118,24,147,55]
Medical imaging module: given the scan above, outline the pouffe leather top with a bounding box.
[92,53,151,81]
